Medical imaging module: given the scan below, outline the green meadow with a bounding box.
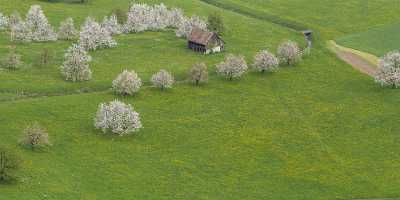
[202,0,400,39]
[336,23,400,56]
[1,0,400,200]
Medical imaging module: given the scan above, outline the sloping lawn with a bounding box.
[0,0,400,200]
[336,23,400,56]
[201,0,400,39]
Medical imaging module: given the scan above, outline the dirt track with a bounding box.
[334,48,378,77]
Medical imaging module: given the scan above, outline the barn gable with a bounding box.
[188,28,224,54]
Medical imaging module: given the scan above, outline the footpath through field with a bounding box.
[328,41,378,77]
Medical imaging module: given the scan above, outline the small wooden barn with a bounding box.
[188,28,225,54]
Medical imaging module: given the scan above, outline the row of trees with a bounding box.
[0,3,211,44]
[123,3,209,38]
[91,40,302,136]
[60,40,302,85]
[7,6,57,42]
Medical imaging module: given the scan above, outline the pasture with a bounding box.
[336,23,400,56]
[203,0,400,39]
[0,0,400,200]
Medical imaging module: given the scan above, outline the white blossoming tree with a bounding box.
[94,100,142,136]
[8,11,22,29]
[101,14,121,35]
[112,70,142,95]
[10,20,32,43]
[151,69,174,90]
[58,17,77,40]
[277,40,302,65]
[167,8,184,28]
[125,3,150,33]
[79,17,117,51]
[124,3,186,33]
[0,12,8,30]
[25,5,57,41]
[253,50,279,73]
[375,51,400,88]
[60,44,92,82]
[175,16,208,38]
[150,3,170,30]
[216,54,248,80]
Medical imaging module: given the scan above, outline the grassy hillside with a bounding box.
[1,1,400,200]
[336,23,400,56]
[0,0,300,96]
[201,0,400,39]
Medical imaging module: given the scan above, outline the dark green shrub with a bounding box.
[111,8,127,25]
[0,147,21,182]
[207,13,225,35]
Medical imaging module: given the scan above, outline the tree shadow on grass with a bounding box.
[38,0,87,5]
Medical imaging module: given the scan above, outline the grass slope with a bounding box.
[201,0,400,39]
[336,23,400,56]
[0,0,299,97]
[0,1,400,200]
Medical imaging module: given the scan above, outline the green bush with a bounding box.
[0,147,21,182]
[207,12,225,35]
[111,8,127,25]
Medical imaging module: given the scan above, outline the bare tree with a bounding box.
[188,62,208,85]
[20,122,50,150]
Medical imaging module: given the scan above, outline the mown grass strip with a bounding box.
[328,40,379,67]
[199,0,308,31]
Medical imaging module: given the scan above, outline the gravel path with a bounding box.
[334,47,378,77]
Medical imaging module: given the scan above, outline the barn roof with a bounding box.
[188,28,216,46]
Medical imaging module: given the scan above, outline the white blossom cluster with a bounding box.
[79,17,117,50]
[216,54,248,80]
[8,11,22,29]
[112,70,142,95]
[123,2,205,37]
[101,14,122,35]
[253,50,279,73]
[124,3,183,33]
[151,69,174,90]
[94,100,142,136]
[10,20,32,43]
[58,17,77,40]
[60,44,92,82]
[375,51,400,88]
[277,40,302,65]
[9,5,57,42]
[175,15,208,38]
[0,12,8,30]
[25,5,57,41]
